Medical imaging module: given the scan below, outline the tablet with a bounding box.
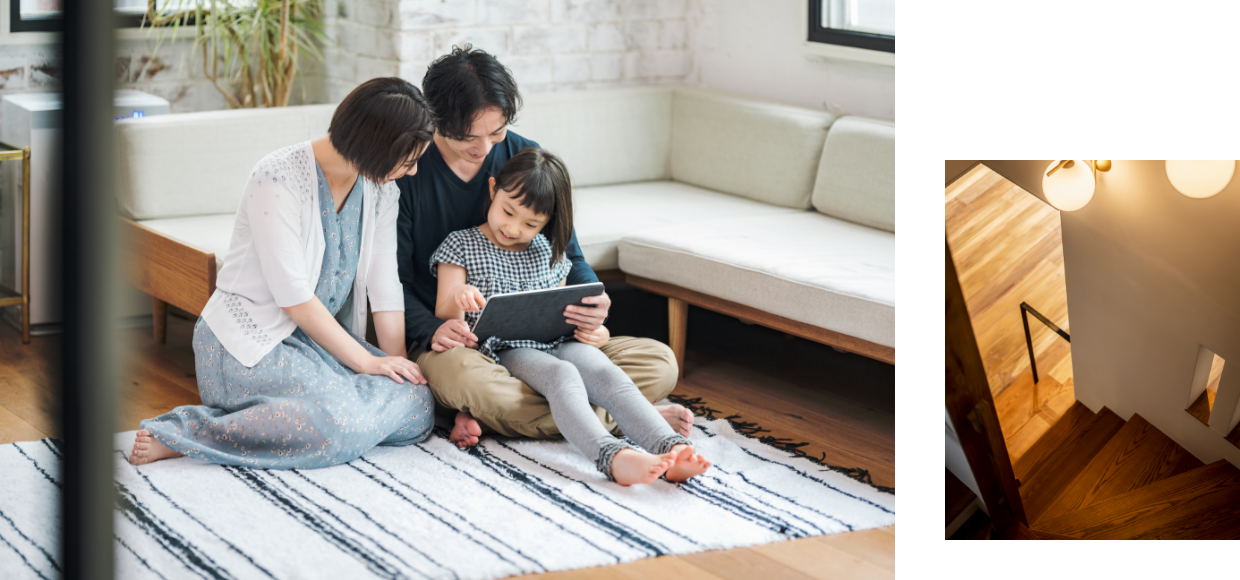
[471,282,605,345]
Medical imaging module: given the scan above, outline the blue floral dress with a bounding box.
[140,164,434,469]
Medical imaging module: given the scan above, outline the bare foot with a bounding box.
[449,411,482,448]
[609,448,675,486]
[657,404,694,437]
[128,429,182,466]
[664,444,710,482]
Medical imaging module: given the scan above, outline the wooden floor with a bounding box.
[945,164,1073,397]
[0,306,893,579]
[946,164,1077,463]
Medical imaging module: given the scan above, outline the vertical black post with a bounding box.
[62,0,119,578]
[1021,303,1038,384]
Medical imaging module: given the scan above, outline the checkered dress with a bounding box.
[430,227,573,361]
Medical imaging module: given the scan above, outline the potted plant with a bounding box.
[144,0,328,108]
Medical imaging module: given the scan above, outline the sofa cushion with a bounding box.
[138,214,237,270]
[618,212,894,348]
[573,180,804,271]
[117,104,336,221]
[812,116,895,232]
[512,86,673,188]
[670,86,835,210]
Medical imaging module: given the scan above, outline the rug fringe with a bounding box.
[667,394,895,495]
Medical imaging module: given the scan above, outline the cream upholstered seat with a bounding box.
[138,214,237,271]
[619,212,894,348]
[572,181,803,271]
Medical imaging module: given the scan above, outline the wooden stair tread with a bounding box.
[1187,389,1212,426]
[1018,406,1125,524]
[1029,529,1077,540]
[949,509,991,540]
[998,521,1040,540]
[1012,401,1094,483]
[1034,460,1240,539]
[945,468,977,526]
[1040,377,1075,424]
[996,371,1052,436]
[1036,413,1204,523]
[997,371,1074,466]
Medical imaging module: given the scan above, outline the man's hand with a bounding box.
[574,324,610,348]
[565,290,610,331]
[450,284,486,313]
[431,319,478,352]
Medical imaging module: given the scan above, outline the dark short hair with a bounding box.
[422,45,521,141]
[486,148,573,267]
[329,77,435,183]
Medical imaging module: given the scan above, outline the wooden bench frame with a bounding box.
[121,217,217,343]
[118,225,894,369]
[625,274,895,376]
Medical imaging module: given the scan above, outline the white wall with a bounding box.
[686,0,894,120]
[0,1,894,122]
[315,0,696,104]
[0,28,319,120]
[982,160,1240,470]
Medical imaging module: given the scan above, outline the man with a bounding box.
[395,45,688,446]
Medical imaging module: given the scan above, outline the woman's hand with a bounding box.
[360,354,427,385]
[565,291,610,331]
[431,319,479,352]
[451,284,487,313]
[575,324,610,348]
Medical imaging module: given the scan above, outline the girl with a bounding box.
[429,147,711,485]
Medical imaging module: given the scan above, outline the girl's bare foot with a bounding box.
[664,444,710,482]
[449,411,482,447]
[609,448,675,486]
[128,429,182,466]
[656,404,694,437]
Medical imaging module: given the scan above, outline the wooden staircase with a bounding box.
[1010,401,1240,539]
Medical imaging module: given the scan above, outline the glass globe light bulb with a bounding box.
[1166,160,1235,199]
[1042,160,1095,211]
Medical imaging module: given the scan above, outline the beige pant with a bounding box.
[412,336,678,438]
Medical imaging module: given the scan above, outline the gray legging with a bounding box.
[499,341,690,478]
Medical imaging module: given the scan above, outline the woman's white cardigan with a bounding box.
[200,141,404,367]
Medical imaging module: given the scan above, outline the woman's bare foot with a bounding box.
[656,404,694,437]
[609,448,676,486]
[128,429,182,466]
[449,411,482,448]
[664,444,710,482]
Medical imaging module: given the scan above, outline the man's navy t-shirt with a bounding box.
[395,132,598,352]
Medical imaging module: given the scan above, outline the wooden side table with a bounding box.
[0,141,31,344]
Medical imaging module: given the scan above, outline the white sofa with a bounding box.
[116,85,894,365]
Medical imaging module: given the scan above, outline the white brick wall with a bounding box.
[314,0,695,100]
[0,0,891,120]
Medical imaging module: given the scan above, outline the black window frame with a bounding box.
[10,2,149,32]
[808,0,894,54]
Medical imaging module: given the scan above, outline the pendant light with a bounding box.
[1165,160,1235,199]
[1042,160,1110,211]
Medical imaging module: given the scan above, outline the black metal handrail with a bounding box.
[1021,302,1069,384]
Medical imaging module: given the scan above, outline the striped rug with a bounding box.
[0,409,894,580]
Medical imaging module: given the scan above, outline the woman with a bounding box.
[129,77,437,469]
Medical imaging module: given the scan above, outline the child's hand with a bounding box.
[451,284,486,313]
[575,324,610,348]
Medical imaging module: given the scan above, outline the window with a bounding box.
[808,0,894,54]
[1185,345,1224,427]
[10,0,180,32]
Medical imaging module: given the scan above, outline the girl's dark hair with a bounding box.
[486,148,573,267]
[422,44,521,141]
[329,77,435,183]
